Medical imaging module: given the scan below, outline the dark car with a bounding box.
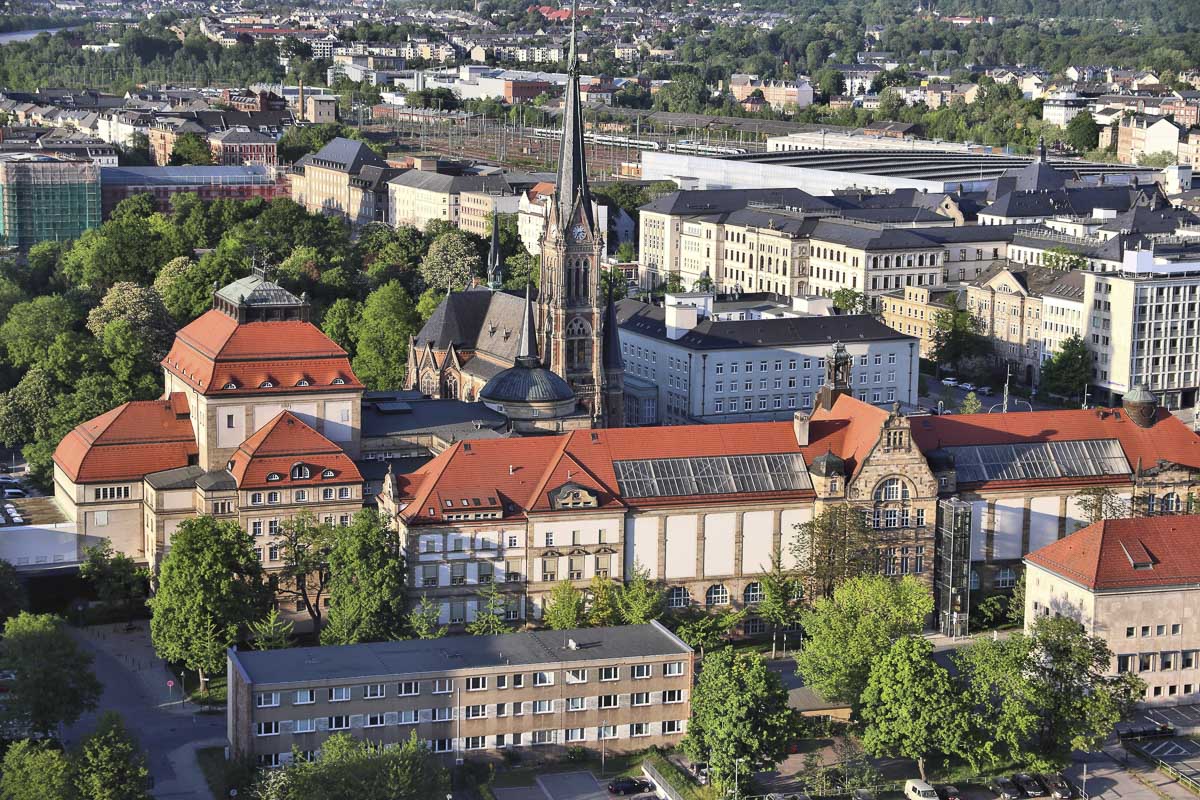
[608,778,652,796]
[1115,717,1175,739]
[1038,773,1072,800]
[990,777,1022,800]
[936,785,963,800]
[1013,774,1047,798]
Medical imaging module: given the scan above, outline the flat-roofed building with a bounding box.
[227,622,694,766]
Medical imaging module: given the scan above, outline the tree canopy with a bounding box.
[321,511,408,645]
[0,612,101,737]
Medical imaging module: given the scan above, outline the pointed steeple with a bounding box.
[554,0,594,232]
[515,283,540,367]
[600,297,623,372]
[1037,136,1047,162]
[487,212,503,290]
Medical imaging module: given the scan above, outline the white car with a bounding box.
[959,382,977,391]
[940,377,958,386]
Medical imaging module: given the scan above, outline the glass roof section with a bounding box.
[944,439,1130,483]
[613,453,812,499]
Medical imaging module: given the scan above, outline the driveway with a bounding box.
[63,624,225,800]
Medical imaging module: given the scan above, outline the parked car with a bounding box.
[978,386,995,396]
[1115,717,1174,738]
[0,475,19,485]
[1012,774,1047,797]
[941,377,959,386]
[936,785,963,800]
[959,382,977,391]
[853,790,877,800]
[690,763,709,785]
[3,488,24,499]
[1038,773,1072,800]
[990,777,1022,800]
[607,778,652,796]
[905,780,939,800]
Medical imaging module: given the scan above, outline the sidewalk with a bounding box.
[77,622,198,716]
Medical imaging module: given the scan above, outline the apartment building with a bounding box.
[1083,241,1200,408]
[0,152,100,248]
[1117,115,1182,165]
[290,137,400,228]
[387,168,514,231]
[208,127,278,167]
[1040,270,1086,364]
[966,263,1062,386]
[459,190,521,238]
[728,74,814,112]
[880,286,961,359]
[1025,516,1200,706]
[616,295,920,424]
[227,622,694,766]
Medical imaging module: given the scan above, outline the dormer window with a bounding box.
[296,379,310,386]
[259,380,274,388]
[266,473,282,482]
[321,469,335,479]
[332,377,346,385]
[226,460,234,471]
[291,464,311,480]
[223,382,238,390]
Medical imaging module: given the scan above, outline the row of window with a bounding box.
[249,487,351,505]
[255,723,687,765]
[1117,651,1199,674]
[1124,623,1185,638]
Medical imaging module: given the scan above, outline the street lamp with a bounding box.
[600,720,607,775]
[732,756,748,800]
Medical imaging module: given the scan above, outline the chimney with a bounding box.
[664,299,698,340]
[793,411,810,447]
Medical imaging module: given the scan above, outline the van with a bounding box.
[906,781,939,800]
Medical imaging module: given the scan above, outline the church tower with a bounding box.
[537,0,624,427]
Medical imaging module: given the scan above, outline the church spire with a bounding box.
[515,283,540,367]
[487,212,503,290]
[554,0,594,232]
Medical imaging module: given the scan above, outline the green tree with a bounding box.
[271,513,332,628]
[407,595,447,639]
[248,608,294,650]
[860,636,971,780]
[586,575,622,627]
[543,580,587,630]
[1039,334,1091,400]
[253,732,448,800]
[321,511,407,645]
[617,565,665,624]
[790,504,879,600]
[1073,486,1132,524]
[960,391,982,414]
[0,612,101,737]
[151,256,199,324]
[1043,246,1087,271]
[148,516,271,692]
[615,240,636,263]
[931,307,987,371]
[682,648,799,795]
[674,608,744,660]
[796,575,933,707]
[956,615,1142,769]
[74,712,152,800]
[1064,112,1100,152]
[415,287,443,325]
[321,297,362,356]
[167,132,213,165]
[0,559,28,625]
[466,582,510,636]
[503,252,539,289]
[601,264,628,301]
[1008,571,1026,627]
[814,67,846,98]
[79,542,148,624]
[0,295,82,369]
[1138,150,1177,167]
[0,740,75,800]
[831,288,871,314]
[351,281,419,390]
[419,229,481,292]
[756,551,802,659]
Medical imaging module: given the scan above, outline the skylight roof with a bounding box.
[944,439,1130,483]
[613,453,811,499]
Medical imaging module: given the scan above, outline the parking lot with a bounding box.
[1137,705,1200,730]
[492,770,656,800]
[1128,736,1200,787]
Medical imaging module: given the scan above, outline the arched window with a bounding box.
[668,586,691,608]
[743,582,764,604]
[332,377,346,385]
[266,473,282,482]
[705,584,729,606]
[259,380,274,388]
[565,317,593,371]
[321,469,335,479]
[291,464,311,480]
[222,382,238,390]
[1160,492,1182,514]
[296,378,310,387]
[874,478,910,502]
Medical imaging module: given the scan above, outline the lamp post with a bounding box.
[600,720,607,775]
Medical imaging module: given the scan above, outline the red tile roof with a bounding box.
[163,310,362,396]
[227,411,362,490]
[911,406,1200,487]
[1025,515,1200,590]
[395,400,882,524]
[53,393,198,483]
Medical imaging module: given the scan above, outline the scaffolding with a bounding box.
[0,153,101,249]
[937,497,973,638]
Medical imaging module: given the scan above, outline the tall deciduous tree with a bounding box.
[1039,334,1091,400]
[586,576,622,627]
[955,615,1142,770]
[673,608,744,660]
[321,511,407,645]
[350,281,419,390]
[168,132,213,165]
[80,542,147,624]
[831,288,871,315]
[617,565,665,625]
[796,575,933,707]
[466,582,510,636]
[84,282,176,362]
[931,307,987,371]
[790,504,879,600]
[407,595,447,639]
[682,647,799,795]
[271,513,332,628]
[860,636,971,780]
[419,230,481,292]
[0,612,101,737]
[0,740,74,800]
[543,581,587,630]
[74,712,152,800]
[148,516,271,692]
[756,552,802,659]
[0,558,28,625]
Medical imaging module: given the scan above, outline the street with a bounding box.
[64,624,225,800]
